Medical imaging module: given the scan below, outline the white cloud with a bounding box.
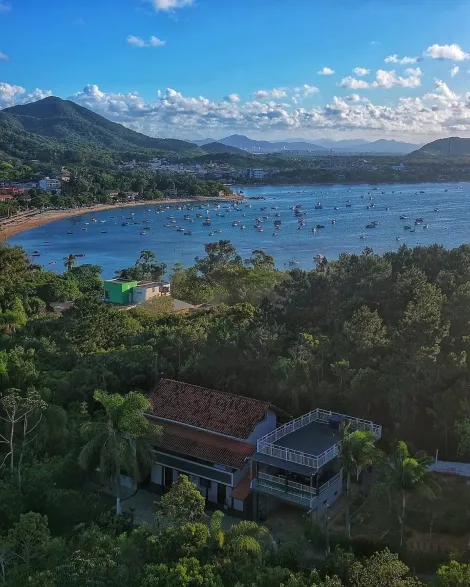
[340,68,421,90]
[345,94,369,103]
[384,54,418,65]
[6,77,470,140]
[149,0,193,10]
[224,93,240,103]
[451,65,459,77]
[294,84,319,97]
[127,35,166,48]
[252,87,287,99]
[353,67,369,76]
[318,67,335,75]
[339,77,371,90]
[0,51,8,61]
[0,83,52,108]
[424,43,470,61]
[0,3,10,13]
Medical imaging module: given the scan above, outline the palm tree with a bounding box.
[389,441,436,547]
[339,424,379,538]
[78,390,158,515]
[63,254,77,271]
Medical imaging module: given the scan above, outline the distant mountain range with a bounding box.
[410,137,470,158]
[192,134,421,155]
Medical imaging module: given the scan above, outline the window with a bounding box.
[199,478,212,489]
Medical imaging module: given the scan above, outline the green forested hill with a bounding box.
[3,96,200,153]
[0,96,203,162]
[410,136,470,158]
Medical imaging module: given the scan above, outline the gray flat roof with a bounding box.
[274,421,341,455]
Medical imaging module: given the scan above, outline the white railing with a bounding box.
[256,409,381,470]
[251,471,342,503]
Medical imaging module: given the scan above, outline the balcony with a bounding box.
[256,409,381,472]
[251,471,342,508]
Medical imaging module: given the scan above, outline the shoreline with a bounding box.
[0,196,238,242]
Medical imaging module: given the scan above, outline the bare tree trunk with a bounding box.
[9,420,14,472]
[115,465,122,516]
[346,471,351,538]
[400,491,406,547]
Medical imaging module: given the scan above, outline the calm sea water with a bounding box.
[7,182,470,278]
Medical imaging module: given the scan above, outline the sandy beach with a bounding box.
[0,197,238,242]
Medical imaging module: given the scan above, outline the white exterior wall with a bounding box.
[247,408,277,444]
[133,285,161,303]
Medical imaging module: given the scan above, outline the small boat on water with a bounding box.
[316,224,325,229]
[240,225,246,230]
[399,215,407,220]
[66,231,73,235]
[366,221,379,228]
[257,227,264,232]
[423,224,429,229]
[32,251,40,257]
[360,235,366,239]
[76,254,85,258]
[99,220,105,224]
[49,261,56,265]
[184,231,192,235]
[315,202,323,209]
[100,231,107,234]
[312,227,317,233]
[140,231,146,235]
[82,228,87,231]
[288,258,300,266]
[209,232,215,236]
[404,225,412,230]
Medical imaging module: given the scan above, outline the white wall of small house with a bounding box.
[247,408,277,444]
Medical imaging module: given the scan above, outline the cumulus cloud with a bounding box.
[0,3,10,13]
[294,84,319,98]
[224,93,240,103]
[0,51,8,61]
[339,77,371,90]
[340,68,421,90]
[353,67,369,76]
[0,83,52,108]
[127,35,166,48]
[5,77,470,139]
[451,65,459,77]
[345,94,369,103]
[384,54,418,65]
[424,43,470,61]
[252,87,287,99]
[149,0,193,10]
[318,67,335,75]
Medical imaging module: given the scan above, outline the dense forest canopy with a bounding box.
[2,240,470,584]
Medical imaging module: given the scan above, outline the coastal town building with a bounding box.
[38,177,61,192]
[103,278,171,305]
[245,168,266,179]
[138,379,382,520]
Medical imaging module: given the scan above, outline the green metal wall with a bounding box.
[103,280,137,304]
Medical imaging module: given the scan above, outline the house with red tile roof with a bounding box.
[144,379,278,516]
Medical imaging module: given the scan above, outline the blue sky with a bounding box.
[1,0,470,141]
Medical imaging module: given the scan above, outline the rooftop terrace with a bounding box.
[254,408,381,472]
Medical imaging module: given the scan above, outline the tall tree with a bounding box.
[63,254,77,271]
[78,390,157,515]
[339,425,378,538]
[388,441,436,547]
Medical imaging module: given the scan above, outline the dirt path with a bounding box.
[0,196,239,242]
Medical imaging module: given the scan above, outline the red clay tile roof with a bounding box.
[231,472,252,501]
[151,419,255,469]
[147,379,271,439]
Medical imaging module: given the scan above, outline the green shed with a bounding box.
[103,279,138,305]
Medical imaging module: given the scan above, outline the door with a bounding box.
[217,483,226,506]
[164,467,173,489]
